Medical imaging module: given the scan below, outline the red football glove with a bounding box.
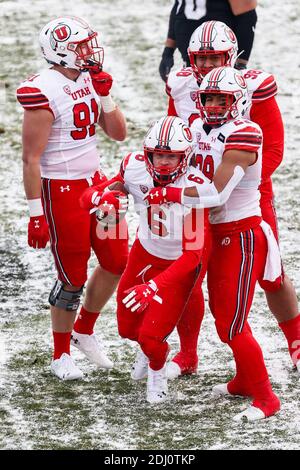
[122,280,162,314]
[96,190,128,225]
[144,187,182,206]
[28,215,49,249]
[79,185,103,211]
[89,68,113,96]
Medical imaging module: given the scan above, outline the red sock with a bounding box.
[73,306,100,335]
[279,314,300,365]
[139,335,169,371]
[176,281,205,359]
[53,331,71,360]
[251,377,281,417]
[228,325,275,402]
[227,375,251,397]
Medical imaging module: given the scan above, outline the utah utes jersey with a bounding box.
[17,68,101,179]
[121,152,207,260]
[167,67,200,126]
[167,66,277,124]
[190,118,263,224]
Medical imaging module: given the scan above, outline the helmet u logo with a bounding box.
[53,25,70,41]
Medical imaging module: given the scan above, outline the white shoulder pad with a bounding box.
[120,151,145,179]
[16,70,53,112]
[241,69,277,102]
[167,67,196,100]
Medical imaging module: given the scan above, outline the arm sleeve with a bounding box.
[167,96,178,116]
[232,9,257,61]
[152,209,203,289]
[182,166,245,208]
[250,97,284,181]
[167,2,178,40]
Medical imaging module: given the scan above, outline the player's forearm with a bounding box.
[23,159,42,200]
[165,38,176,49]
[181,166,246,207]
[229,0,257,15]
[99,106,127,141]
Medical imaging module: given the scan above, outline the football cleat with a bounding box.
[233,406,266,422]
[51,353,84,381]
[233,395,281,422]
[166,352,198,380]
[131,348,149,380]
[212,383,231,397]
[71,331,113,369]
[146,365,168,404]
[166,361,181,380]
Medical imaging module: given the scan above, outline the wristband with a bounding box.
[28,198,43,217]
[100,95,117,113]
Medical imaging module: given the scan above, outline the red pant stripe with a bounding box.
[42,179,72,285]
[238,230,255,335]
[229,230,254,340]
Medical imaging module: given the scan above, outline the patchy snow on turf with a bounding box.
[0,0,299,450]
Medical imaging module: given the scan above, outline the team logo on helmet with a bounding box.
[183,126,192,141]
[234,72,247,89]
[225,27,237,44]
[52,24,71,42]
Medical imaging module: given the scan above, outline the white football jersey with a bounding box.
[167,66,277,124]
[190,118,263,224]
[121,152,207,260]
[17,68,101,179]
[167,67,200,126]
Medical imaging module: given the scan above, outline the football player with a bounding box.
[146,67,282,421]
[164,20,300,379]
[16,16,128,380]
[80,116,206,403]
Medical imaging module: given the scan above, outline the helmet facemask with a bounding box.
[198,90,244,126]
[67,33,104,70]
[144,147,191,186]
[189,50,231,81]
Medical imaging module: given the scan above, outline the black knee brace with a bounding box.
[49,280,83,311]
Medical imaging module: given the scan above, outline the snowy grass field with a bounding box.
[0,0,299,450]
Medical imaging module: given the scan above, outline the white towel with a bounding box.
[260,220,282,281]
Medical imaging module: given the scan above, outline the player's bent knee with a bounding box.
[49,279,83,311]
